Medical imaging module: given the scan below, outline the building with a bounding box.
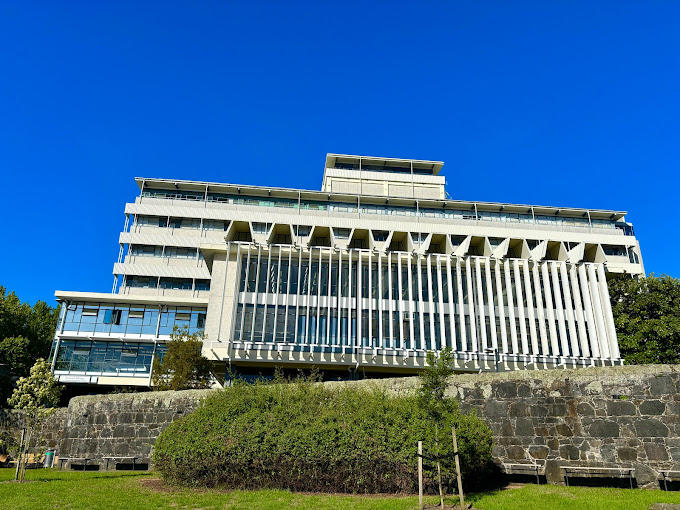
[50,154,645,388]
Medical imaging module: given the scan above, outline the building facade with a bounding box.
[51,154,645,388]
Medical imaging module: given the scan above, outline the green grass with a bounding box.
[2,468,680,509]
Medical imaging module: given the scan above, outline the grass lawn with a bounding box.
[2,468,680,509]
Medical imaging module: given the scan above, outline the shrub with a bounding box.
[153,379,493,494]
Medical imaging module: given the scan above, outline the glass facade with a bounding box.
[54,340,167,376]
[62,302,207,336]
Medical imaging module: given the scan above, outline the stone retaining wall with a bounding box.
[1,364,678,487]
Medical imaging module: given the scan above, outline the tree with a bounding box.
[609,274,680,365]
[152,326,214,391]
[0,337,32,377]
[8,358,62,482]
[417,348,457,509]
[0,287,60,402]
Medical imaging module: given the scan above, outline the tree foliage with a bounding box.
[417,348,459,506]
[152,326,214,391]
[0,287,60,402]
[8,358,62,481]
[609,274,680,365]
[153,376,494,494]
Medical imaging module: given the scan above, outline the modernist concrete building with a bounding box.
[50,154,645,388]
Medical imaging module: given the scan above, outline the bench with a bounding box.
[102,456,140,471]
[660,470,680,491]
[502,463,544,484]
[563,466,635,489]
[57,457,98,471]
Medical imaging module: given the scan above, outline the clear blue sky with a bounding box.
[1,2,678,305]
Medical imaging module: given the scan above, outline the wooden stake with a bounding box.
[15,428,25,481]
[452,426,464,508]
[418,440,423,510]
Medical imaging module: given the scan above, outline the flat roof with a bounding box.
[134,177,628,221]
[325,153,445,175]
[55,290,209,306]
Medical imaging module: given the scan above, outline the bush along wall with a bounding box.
[153,379,494,494]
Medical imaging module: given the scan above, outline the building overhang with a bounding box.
[134,177,627,222]
[54,290,209,307]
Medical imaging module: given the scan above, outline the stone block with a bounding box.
[650,376,675,396]
[518,384,532,398]
[535,426,549,436]
[509,401,529,417]
[484,400,509,418]
[635,419,670,438]
[617,447,638,462]
[606,400,637,416]
[633,462,658,486]
[669,447,680,461]
[589,420,620,438]
[644,442,669,461]
[559,445,580,460]
[528,445,550,459]
[530,405,549,417]
[500,420,514,436]
[555,424,574,437]
[544,460,566,484]
[515,418,535,436]
[506,445,526,460]
[495,382,518,399]
[639,400,666,416]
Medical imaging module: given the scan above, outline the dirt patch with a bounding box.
[139,477,181,493]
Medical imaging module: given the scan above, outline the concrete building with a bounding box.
[50,154,645,388]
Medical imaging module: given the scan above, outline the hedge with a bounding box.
[153,379,493,494]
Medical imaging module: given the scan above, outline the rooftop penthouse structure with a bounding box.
[51,154,644,388]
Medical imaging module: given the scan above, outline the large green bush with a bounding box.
[153,379,493,494]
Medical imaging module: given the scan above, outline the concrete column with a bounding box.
[559,262,580,357]
[597,263,620,359]
[522,260,538,356]
[387,253,394,349]
[550,262,570,357]
[465,258,478,355]
[417,256,426,350]
[532,262,549,356]
[378,251,384,349]
[397,252,405,350]
[578,263,600,358]
[485,259,498,352]
[494,260,508,354]
[587,263,610,359]
[407,254,415,350]
[367,250,372,348]
[336,249,342,346]
[446,256,457,351]
[474,257,488,352]
[357,250,362,349]
[504,260,519,354]
[327,248,332,346]
[272,249,282,343]
[427,255,436,351]
[456,257,467,352]
[250,246,261,343]
[237,245,249,341]
[283,250,293,344]
[541,262,559,357]
[569,264,590,358]
[513,259,528,355]
[436,256,446,350]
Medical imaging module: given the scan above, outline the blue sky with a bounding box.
[1,2,678,305]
